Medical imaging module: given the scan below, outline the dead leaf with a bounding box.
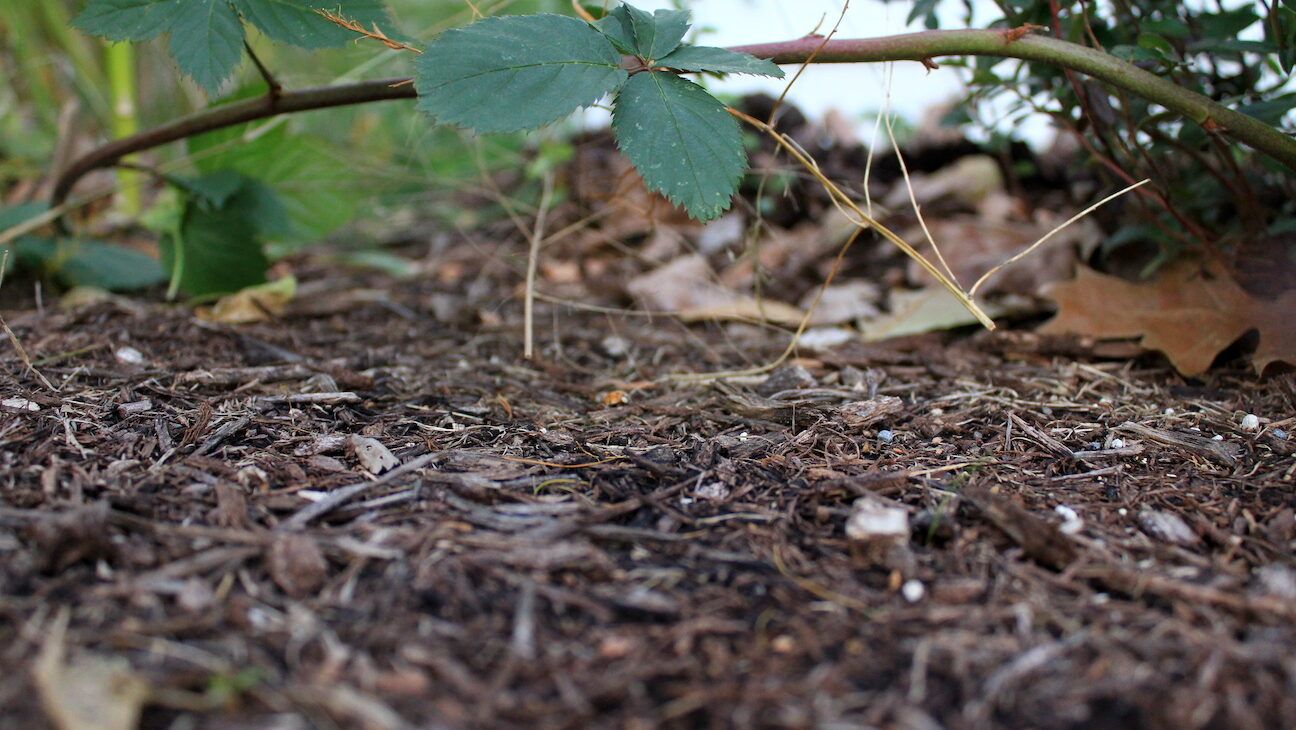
[34,611,150,730]
[862,288,1014,341]
[197,276,297,324]
[1040,260,1296,375]
[267,534,329,598]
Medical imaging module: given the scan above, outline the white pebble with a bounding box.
[1109,438,1125,449]
[1163,408,1175,416]
[1212,434,1224,441]
[901,579,925,603]
[1240,413,1261,431]
[1274,429,1289,441]
[877,429,895,444]
[115,346,144,365]
[1055,504,1083,534]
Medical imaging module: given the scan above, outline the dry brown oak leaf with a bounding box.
[1040,260,1296,376]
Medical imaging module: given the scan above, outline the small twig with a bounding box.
[278,452,440,531]
[523,171,556,360]
[969,179,1150,296]
[243,41,282,98]
[768,1,850,127]
[316,9,422,53]
[570,0,596,24]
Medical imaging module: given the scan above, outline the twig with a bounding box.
[523,171,556,360]
[277,452,440,531]
[47,30,1296,223]
[243,41,282,98]
[969,179,1149,296]
[768,1,849,127]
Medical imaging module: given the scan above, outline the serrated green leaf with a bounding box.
[415,14,627,133]
[232,0,391,48]
[612,71,745,221]
[72,0,177,42]
[161,184,269,297]
[656,45,784,78]
[622,5,690,61]
[593,6,636,55]
[167,0,245,92]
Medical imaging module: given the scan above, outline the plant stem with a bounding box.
[106,41,141,216]
[48,29,1296,221]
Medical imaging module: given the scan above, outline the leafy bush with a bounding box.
[902,0,1296,274]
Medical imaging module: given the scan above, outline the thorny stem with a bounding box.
[47,28,1296,222]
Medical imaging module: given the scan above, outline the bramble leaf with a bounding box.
[166,0,245,91]
[160,173,280,297]
[612,71,746,221]
[415,14,627,133]
[56,241,168,291]
[593,6,637,55]
[232,0,391,48]
[657,45,785,78]
[622,5,690,61]
[72,0,177,42]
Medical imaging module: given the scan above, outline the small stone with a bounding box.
[901,579,925,603]
[877,429,895,444]
[846,497,909,544]
[600,335,631,359]
[1055,505,1083,535]
[114,346,145,365]
[1274,428,1289,441]
[348,435,399,474]
[1138,509,1198,546]
[1240,413,1261,431]
[756,364,816,396]
[1109,438,1125,449]
[1212,434,1224,441]
[1163,408,1175,416]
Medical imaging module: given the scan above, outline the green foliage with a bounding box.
[74,0,392,91]
[906,0,1296,263]
[612,72,747,222]
[1,204,166,291]
[413,2,783,220]
[156,172,281,297]
[655,45,784,77]
[189,118,357,243]
[414,14,628,133]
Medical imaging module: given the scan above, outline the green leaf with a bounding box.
[162,183,269,297]
[188,125,356,242]
[622,5,690,61]
[167,0,246,91]
[1,203,52,275]
[232,0,391,48]
[55,240,167,290]
[612,71,745,221]
[656,45,784,78]
[415,14,627,133]
[73,0,177,42]
[593,6,636,55]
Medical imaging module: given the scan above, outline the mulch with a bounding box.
[1,261,1293,729]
